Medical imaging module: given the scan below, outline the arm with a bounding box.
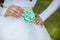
[39,0,60,22]
[0,0,6,16]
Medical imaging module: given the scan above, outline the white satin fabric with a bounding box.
[0,16,51,40]
[0,0,51,40]
[3,0,37,8]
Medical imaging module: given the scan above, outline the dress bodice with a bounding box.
[3,0,37,9]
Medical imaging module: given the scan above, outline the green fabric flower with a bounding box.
[23,9,35,23]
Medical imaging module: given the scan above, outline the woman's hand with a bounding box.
[5,5,24,18]
[34,14,43,27]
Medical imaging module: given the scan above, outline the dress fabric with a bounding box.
[0,0,51,40]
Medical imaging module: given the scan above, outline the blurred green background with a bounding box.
[33,0,60,40]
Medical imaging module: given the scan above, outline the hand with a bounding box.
[5,5,24,18]
[34,13,43,27]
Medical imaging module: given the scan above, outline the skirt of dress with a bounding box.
[0,16,51,40]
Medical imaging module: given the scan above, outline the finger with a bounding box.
[10,9,22,18]
[38,19,43,27]
[12,12,20,18]
[34,18,39,24]
[39,21,43,27]
[36,20,39,25]
[35,18,43,26]
[13,5,24,13]
[34,18,37,24]
[34,19,43,27]
[9,10,20,18]
[19,7,24,13]
[7,10,14,16]
[11,7,23,16]
[14,12,22,18]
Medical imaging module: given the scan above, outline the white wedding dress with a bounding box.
[1,0,59,40]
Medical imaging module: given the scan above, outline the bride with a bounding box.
[0,0,59,40]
